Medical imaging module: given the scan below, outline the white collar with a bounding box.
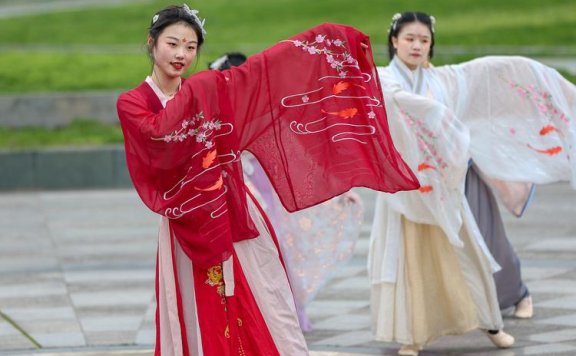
[389,56,424,94]
[145,76,181,108]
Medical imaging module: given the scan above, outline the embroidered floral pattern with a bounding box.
[399,108,448,193]
[280,31,382,145]
[205,264,225,298]
[507,80,571,156]
[205,265,235,338]
[509,81,571,127]
[151,111,222,150]
[288,34,359,78]
[400,108,447,168]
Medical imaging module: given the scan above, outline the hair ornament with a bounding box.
[182,4,207,37]
[430,15,436,32]
[390,13,402,32]
[209,54,229,71]
[152,14,159,24]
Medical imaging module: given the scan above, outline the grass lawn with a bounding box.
[1,0,575,147]
[1,0,575,93]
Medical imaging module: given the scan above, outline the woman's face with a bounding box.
[150,22,198,79]
[392,21,431,70]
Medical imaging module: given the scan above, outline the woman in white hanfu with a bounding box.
[369,11,576,356]
[369,14,510,353]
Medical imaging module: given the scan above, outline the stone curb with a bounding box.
[0,145,131,191]
[0,91,120,128]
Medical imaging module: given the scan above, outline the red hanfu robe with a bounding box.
[117,23,418,356]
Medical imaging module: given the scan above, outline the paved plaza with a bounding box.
[2,0,576,355]
[0,183,575,355]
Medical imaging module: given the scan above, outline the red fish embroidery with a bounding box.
[333,81,351,95]
[195,175,224,191]
[419,185,433,193]
[321,107,358,119]
[332,81,367,95]
[527,144,563,155]
[539,124,558,136]
[417,163,436,171]
[202,149,217,169]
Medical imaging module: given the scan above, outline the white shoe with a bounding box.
[514,295,534,319]
[398,344,421,356]
[486,330,515,348]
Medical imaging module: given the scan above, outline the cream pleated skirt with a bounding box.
[370,215,502,348]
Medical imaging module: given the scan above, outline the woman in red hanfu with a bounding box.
[116,4,419,355]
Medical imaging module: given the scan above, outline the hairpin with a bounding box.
[151,4,207,37]
[182,4,207,37]
[391,13,402,32]
[209,54,229,70]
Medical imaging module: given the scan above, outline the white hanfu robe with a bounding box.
[369,55,576,347]
[368,59,502,348]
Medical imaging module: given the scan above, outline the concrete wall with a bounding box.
[0,145,132,190]
[0,91,121,128]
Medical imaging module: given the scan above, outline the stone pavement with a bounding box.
[0,183,575,355]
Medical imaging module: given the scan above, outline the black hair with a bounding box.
[208,52,247,71]
[147,5,205,61]
[387,12,435,60]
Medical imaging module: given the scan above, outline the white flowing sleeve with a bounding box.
[435,56,576,190]
[377,68,471,247]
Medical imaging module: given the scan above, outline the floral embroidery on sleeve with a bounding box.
[508,80,571,156]
[280,33,382,145]
[151,111,226,150]
[399,107,448,193]
[149,110,239,219]
[288,34,359,77]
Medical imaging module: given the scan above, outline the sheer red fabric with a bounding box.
[117,23,419,268]
[229,23,419,211]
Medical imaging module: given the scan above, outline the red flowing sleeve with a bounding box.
[116,23,419,268]
[225,23,419,211]
[117,72,258,268]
